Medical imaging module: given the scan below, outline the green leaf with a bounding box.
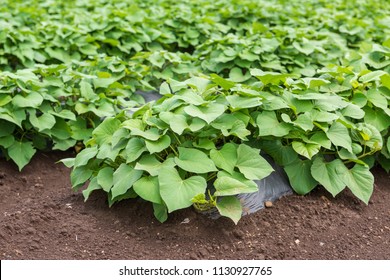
[228,120,251,140]
[236,144,274,180]
[93,117,121,145]
[188,118,206,131]
[184,103,226,124]
[250,69,295,85]
[310,132,332,149]
[210,143,237,174]
[82,177,102,201]
[342,164,374,204]
[176,92,206,106]
[160,82,171,95]
[326,122,353,152]
[214,173,258,196]
[149,52,165,68]
[341,103,365,119]
[111,128,130,147]
[59,158,75,168]
[0,109,26,128]
[71,165,93,191]
[193,138,216,150]
[216,196,242,225]
[46,118,71,140]
[29,112,56,132]
[108,188,138,207]
[226,95,262,110]
[12,92,43,108]
[53,138,76,151]
[311,157,346,197]
[293,41,315,55]
[175,147,217,173]
[354,123,383,151]
[69,119,93,141]
[145,135,171,154]
[311,110,339,123]
[93,76,118,89]
[45,47,71,63]
[0,94,12,106]
[359,71,387,83]
[380,74,390,89]
[292,141,320,159]
[134,155,162,176]
[260,140,298,166]
[284,159,317,195]
[153,203,168,223]
[302,78,330,88]
[387,137,390,155]
[239,50,258,61]
[96,143,121,162]
[294,113,314,131]
[133,176,162,204]
[79,80,96,100]
[282,113,313,131]
[111,163,143,199]
[228,67,251,82]
[97,167,114,192]
[74,146,98,168]
[364,107,390,132]
[50,109,76,121]
[130,127,161,141]
[351,93,368,108]
[352,143,363,155]
[159,167,207,213]
[257,111,291,137]
[0,121,15,137]
[210,74,235,90]
[366,89,388,110]
[160,112,188,134]
[124,137,147,163]
[0,134,14,149]
[377,154,390,173]
[8,141,36,171]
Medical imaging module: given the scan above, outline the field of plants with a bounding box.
[1,0,389,227]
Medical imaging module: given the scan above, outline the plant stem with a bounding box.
[172,133,182,145]
[207,172,217,182]
[170,145,178,156]
[156,153,165,161]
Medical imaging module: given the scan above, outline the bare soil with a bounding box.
[0,151,389,260]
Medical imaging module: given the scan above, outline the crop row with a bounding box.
[0,0,389,223]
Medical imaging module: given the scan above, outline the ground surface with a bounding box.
[0,151,389,260]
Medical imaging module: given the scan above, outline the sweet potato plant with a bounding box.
[0,0,389,223]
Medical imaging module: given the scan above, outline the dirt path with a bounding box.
[0,152,389,260]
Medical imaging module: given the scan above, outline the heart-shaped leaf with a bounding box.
[175,147,217,173]
[214,172,258,196]
[326,122,353,152]
[210,143,237,174]
[159,167,206,212]
[184,103,226,124]
[311,157,346,197]
[284,159,317,195]
[236,144,274,180]
[8,141,36,171]
[216,196,242,225]
[111,164,143,199]
[12,92,43,108]
[343,164,374,204]
[133,176,162,204]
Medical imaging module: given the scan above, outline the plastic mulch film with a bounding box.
[205,154,293,219]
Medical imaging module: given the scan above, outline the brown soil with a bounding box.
[0,151,389,260]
